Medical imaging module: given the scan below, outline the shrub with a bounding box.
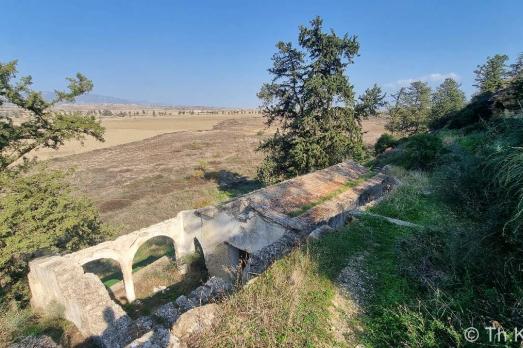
[486,146,523,246]
[493,75,523,113]
[0,167,113,305]
[374,133,399,155]
[383,134,446,170]
[446,93,494,129]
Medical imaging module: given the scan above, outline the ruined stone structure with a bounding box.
[28,160,397,347]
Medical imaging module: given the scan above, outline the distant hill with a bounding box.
[42,91,142,105]
[40,92,235,109]
[70,93,140,105]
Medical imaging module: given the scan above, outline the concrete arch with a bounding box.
[78,249,123,266]
[127,233,179,267]
[193,237,205,262]
[81,256,127,305]
[120,234,181,303]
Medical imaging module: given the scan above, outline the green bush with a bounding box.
[430,93,493,130]
[0,167,113,305]
[374,133,399,155]
[383,134,446,170]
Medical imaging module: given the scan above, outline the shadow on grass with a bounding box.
[204,169,263,198]
[93,247,176,288]
[122,254,208,319]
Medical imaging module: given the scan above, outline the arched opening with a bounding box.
[123,236,208,318]
[225,242,250,283]
[82,258,126,305]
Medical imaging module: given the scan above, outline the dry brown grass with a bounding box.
[191,250,341,348]
[32,115,255,160]
[49,117,265,234]
[48,116,385,235]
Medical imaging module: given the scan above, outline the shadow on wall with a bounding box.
[82,258,126,306]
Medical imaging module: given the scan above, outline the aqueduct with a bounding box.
[28,160,398,346]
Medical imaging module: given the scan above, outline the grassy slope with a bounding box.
[194,168,469,347]
[197,117,523,347]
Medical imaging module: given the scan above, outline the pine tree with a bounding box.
[386,81,432,135]
[510,53,523,78]
[431,78,466,122]
[257,17,383,184]
[0,60,104,170]
[355,84,387,118]
[474,54,509,93]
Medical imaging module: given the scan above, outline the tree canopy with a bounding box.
[0,60,109,306]
[385,81,432,136]
[473,54,509,93]
[257,17,384,184]
[0,169,111,304]
[0,60,104,169]
[431,78,466,122]
[510,53,523,78]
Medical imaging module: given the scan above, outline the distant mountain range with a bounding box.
[39,92,241,109]
[42,92,146,105]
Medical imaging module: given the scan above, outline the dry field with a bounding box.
[33,115,252,160]
[49,116,386,235]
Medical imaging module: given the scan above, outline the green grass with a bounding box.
[85,239,176,288]
[288,172,375,217]
[197,164,496,347]
[194,250,339,348]
[308,169,464,347]
[0,304,73,347]
[194,169,461,347]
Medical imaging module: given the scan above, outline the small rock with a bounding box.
[308,225,334,240]
[189,286,212,305]
[126,327,180,348]
[129,316,155,339]
[171,303,218,342]
[153,285,167,293]
[205,276,232,297]
[10,335,59,348]
[154,302,179,326]
[175,295,195,312]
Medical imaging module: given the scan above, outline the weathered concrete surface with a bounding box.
[245,172,399,277]
[28,160,397,347]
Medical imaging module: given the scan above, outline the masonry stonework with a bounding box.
[28,160,397,347]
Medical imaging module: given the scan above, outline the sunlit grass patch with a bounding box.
[194,250,339,348]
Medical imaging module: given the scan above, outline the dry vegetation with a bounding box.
[33,115,253,160]
[48,115,385,235]
[192,250,339,348]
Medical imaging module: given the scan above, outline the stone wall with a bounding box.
[27,160,397,346]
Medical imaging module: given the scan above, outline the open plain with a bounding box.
[47,115,386,235]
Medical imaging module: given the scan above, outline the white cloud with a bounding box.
[386,72,460,89]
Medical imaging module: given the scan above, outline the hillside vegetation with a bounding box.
[1,15,522,347]
[193,53,523,347]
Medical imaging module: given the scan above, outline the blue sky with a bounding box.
[1,0,522,107]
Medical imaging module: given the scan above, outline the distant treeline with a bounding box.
[0,107,262,118]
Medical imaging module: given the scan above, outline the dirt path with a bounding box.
[330,252,372,346]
